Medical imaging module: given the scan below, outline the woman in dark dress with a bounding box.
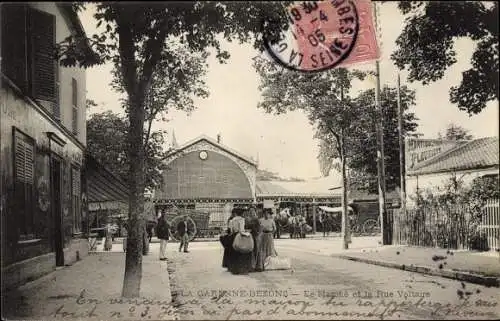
[246,207,263,272]
[220,211,235,269]
[226,208,253,275]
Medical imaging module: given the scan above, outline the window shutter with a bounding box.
[72,78,78,106]
[24,143,34,184]
[72,167,81,233]
[54,79,61,120]
[15,138,26,183]
[15,132,34,184]
[72,108,78,135]
[72,167,81,196]
[72,78,78,134]
[28,8,56,103]
[1,4,28,91]
[54,64,61,120]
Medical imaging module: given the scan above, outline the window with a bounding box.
[71,78,78,135]
[14,129,36,239]
[1,4,57,113]
[72,166,82,233]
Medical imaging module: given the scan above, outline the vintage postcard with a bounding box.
[1,1,499,320]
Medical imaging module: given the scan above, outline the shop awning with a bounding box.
[85,153,129,210]
[319,206,353,213]
[88,201,128,211]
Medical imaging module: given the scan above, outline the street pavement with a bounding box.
[334,244,500,281]
[2,251,174,321]
[167,239,500,320]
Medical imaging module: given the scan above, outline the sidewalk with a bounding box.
[333,245,500,287]
[2,250,175,320]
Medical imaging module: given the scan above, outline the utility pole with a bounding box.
[373,2,388,245]
[340,84,350,250]
[397,74,406,221]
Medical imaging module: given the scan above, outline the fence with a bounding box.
[393,198,499,251]
[481,199,500,251]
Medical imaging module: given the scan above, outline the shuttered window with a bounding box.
[1,4,29,92]
[14,130,36,238]
[54,65,61,120]
[29,8,56,104]
[72,166,81,233]
[1,5,57,114]
[71,78,78,135]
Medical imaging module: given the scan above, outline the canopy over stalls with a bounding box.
[319,206,354,213]
[85,153,129,222]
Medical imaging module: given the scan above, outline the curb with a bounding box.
[335,255,500,288]
[166,257,181,321]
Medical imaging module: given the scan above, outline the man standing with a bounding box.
[273,210,281,239]
[156,212,170,261]
[177,216,192,253]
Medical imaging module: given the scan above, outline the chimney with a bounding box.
[217,133,222,144]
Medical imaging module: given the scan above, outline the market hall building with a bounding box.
[153,135,342,232]
[154,135,259,228]
[1,3,94,290]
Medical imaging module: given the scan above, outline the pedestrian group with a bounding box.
[146,207,292,272]
[220,207,289,275]
[156,212,194,260]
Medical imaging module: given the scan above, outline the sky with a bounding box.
[80,2,499,180]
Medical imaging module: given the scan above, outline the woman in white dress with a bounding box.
[256,209,277,271]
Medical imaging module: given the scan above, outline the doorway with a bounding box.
[51,155,64,266]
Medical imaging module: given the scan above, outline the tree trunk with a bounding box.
[122,93,147,298]
[340,134,349,250]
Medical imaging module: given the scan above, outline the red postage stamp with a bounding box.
[264,0,379,72]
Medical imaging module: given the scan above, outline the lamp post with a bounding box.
[373,2,388,245]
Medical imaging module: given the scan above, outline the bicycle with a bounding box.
[350,215,381,235]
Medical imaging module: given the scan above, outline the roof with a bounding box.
[408,137,499,176]
[85,153,130,204]
[256,181,294,195]
[256,176,342,198]
[349,189,400,201]
[166,135,258,166]
[56,3,95,62]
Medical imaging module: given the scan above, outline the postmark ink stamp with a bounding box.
[263,0,360,72]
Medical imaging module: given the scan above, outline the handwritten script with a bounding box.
[50,288,498,319]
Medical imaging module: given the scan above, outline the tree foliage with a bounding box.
[253,56,369,249]
[438,123,474,141]
[86,98,99,109]
[57,2,291,297]
[410,174,498,250]
[86,111,170,192]
[256,169,305,182]
[392,1,498,114]
[314,84,418,193]
[110,38,210,127]
[257,169,282,181]
[352,86,418,192]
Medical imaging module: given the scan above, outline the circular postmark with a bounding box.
[263,0,359,72]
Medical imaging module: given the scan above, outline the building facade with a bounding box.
[154,136,345,232]
[1,3,91,290]
[405,137,499,207]
[154,135,258,228]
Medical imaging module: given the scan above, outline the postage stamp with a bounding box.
[263,0,379,72]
